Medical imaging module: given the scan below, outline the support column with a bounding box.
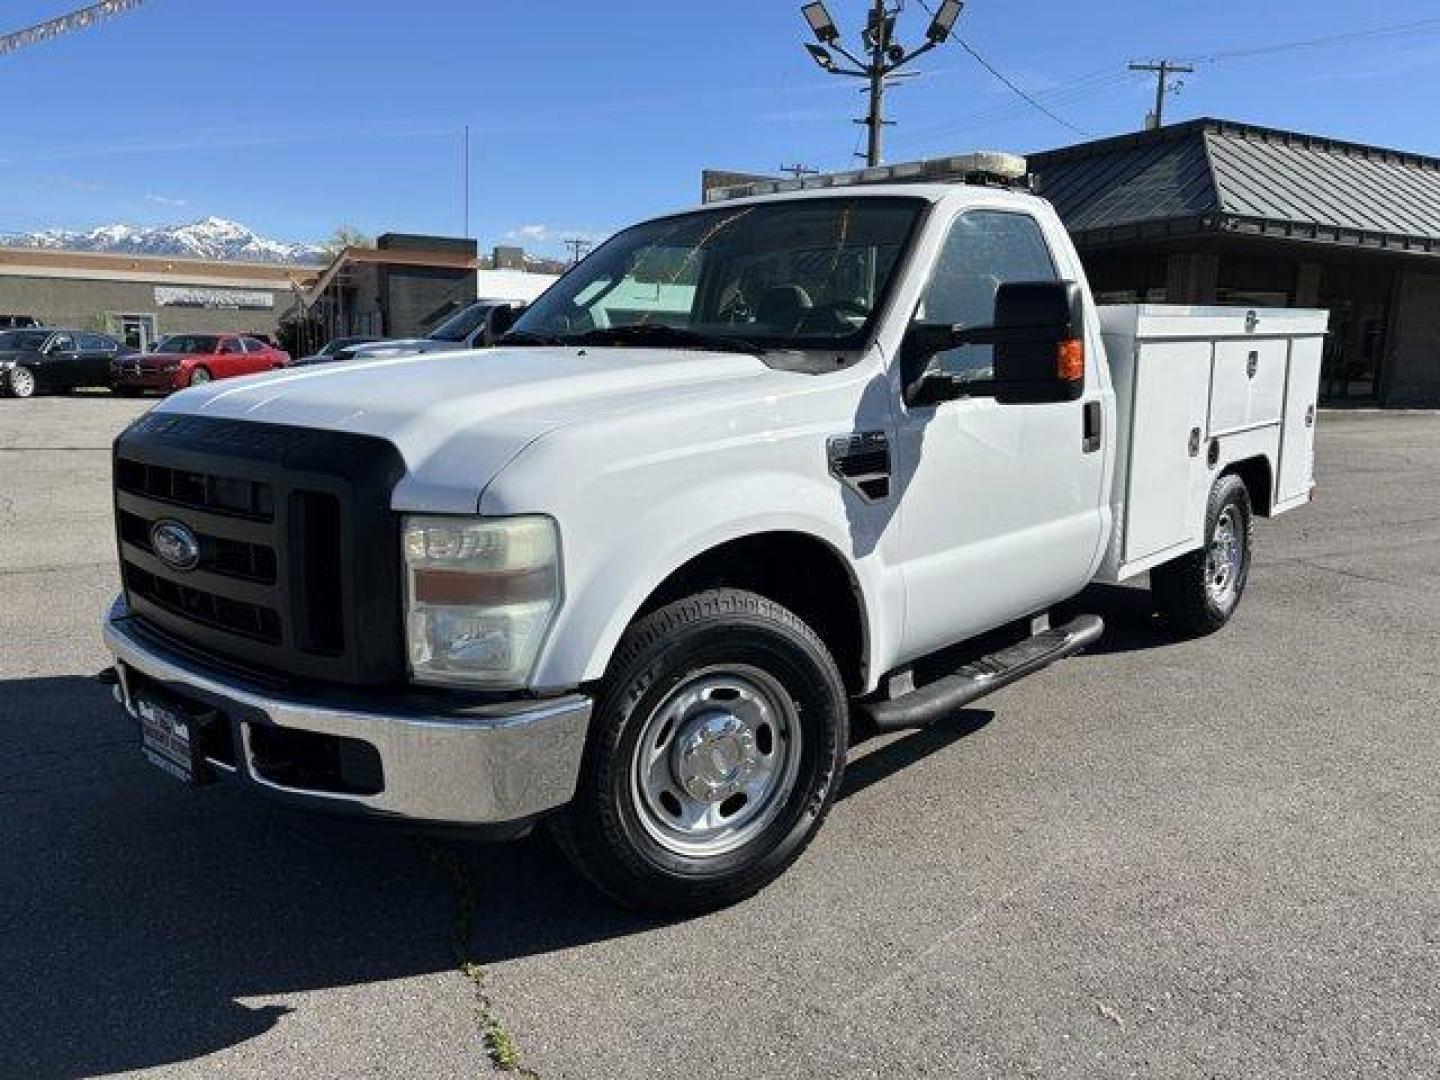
[1295,262,1322,307]
[1165,251,1219,304]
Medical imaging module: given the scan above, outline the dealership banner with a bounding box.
[154,286,275,310]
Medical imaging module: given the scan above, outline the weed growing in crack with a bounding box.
[423,840,538,1077]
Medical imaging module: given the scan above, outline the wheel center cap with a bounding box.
[673,711,758,802]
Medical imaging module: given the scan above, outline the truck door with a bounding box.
[892,209,1106,661]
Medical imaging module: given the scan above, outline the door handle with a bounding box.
[1082,400,1102,453]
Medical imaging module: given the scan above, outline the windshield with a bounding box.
[154,335,218,354]
[429,304,491,342]
[0,330,50,351]
[507,196,925,353]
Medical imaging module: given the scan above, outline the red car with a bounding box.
[112,333,290,394]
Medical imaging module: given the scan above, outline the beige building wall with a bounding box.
[0,273,299,340]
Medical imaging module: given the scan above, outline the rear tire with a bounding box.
[1152,473,1253,636]
[551,589,848,913]
[6,365,37,399]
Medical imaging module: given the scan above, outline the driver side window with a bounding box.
[913,211,1057,379]
[50,334,76,352]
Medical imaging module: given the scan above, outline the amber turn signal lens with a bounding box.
[1056,338,1085,382]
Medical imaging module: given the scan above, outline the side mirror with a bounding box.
[901,279,1087,406]
[989,280,1086,405]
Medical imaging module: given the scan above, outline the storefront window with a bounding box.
[1318,263,1395,402]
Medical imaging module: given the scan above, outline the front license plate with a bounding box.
[137,694,206,785]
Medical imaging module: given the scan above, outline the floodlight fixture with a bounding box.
[925,0,964,43]
[804,41,837,72]
[801,1,839,44]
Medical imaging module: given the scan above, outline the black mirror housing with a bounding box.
[989,280,1086,404]
[900,279,1086,407]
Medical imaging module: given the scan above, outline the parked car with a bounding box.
[346,300,526,361]
[0,314,42,330]
[288,335,383,367]
[111,333,290,394]
[0,328,134,398]
[101,154,1325,913]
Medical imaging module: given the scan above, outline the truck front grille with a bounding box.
[123,562,283,643]
[112,414,407,687]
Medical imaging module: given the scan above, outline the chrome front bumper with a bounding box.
[102,597,591,829]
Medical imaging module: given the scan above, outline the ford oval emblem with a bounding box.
[150,519,201,572]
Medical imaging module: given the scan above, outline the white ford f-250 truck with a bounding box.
[103,154,1324,912]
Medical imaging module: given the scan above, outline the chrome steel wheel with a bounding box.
[630,666,802,858]
[1205,507,1243,607]
[8,365,35,398]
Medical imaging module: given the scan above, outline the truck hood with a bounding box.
[156,345,780,512]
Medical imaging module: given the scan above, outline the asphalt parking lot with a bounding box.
[2,394,1437,1079]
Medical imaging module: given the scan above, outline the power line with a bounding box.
[953,37,1092,137]
[0,1,145,57]
[1188,17,1440,63]
[887,68,1140,154]
[908,0,1092,137]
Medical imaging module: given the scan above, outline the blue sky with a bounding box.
[3,0,1439,257]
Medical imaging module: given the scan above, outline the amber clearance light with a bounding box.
[1057,338,1085,382]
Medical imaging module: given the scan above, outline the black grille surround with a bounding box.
[114,413,408,687]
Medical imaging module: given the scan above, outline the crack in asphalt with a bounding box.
[1292,558,1418,588]
[0,561,114,577]
[0,445,116,452]
[422,840,540,1077]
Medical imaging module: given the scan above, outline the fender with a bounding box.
[525,471,898,693]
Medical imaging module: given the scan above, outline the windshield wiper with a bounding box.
[497,329,568,346]
[572,324,765,355]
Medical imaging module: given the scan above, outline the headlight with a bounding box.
[402,515,561,688]
[163,363,181,373]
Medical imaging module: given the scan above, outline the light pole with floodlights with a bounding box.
[800,0,963,166]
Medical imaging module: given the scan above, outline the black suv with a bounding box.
[0,328,136,398]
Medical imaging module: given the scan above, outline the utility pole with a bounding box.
[1128,59,1194,130]
[563,238,591,265]
[800,0,964,166]
[778,163,820,179]
[461,125,472,239]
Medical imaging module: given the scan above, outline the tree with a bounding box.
[319,225,374,259]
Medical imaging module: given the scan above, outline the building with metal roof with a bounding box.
[1031,118,1440,406]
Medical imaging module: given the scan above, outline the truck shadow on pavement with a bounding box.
[1056,581,1175,656]
[0,675,500,1078]
[0,644,1110,1075]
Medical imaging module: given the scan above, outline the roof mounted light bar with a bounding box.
[703,151,1029,203]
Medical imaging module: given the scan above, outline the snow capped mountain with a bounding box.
[7,217,325,265]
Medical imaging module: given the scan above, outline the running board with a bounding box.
[860,614,1104,732]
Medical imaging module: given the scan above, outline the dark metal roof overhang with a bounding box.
[1032,118,1440,260]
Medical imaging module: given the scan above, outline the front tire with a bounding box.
[1152,473,1253,636]
[552,589,848,913]
[188,366,212,387]
[6,365,37,399]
